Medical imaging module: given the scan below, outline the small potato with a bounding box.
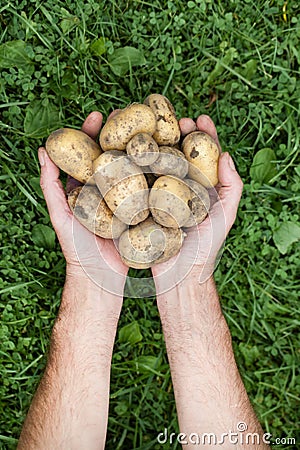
[99,104,157,151]
[182,131,220,187]
[149,146,188,179]
[68,185,127,239]
[149,175,192,228]
[182,179,210,228]
[144,94,180,146]
[45,128,101,183]
[93,151,149,225]
[118,217,184,269]
[126,133,159,166]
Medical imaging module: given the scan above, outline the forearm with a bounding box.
[18,271,124,450]
[156,269,269,449]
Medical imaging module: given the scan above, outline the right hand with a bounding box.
[39,112,129,297]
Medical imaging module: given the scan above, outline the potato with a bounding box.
[126,133,159,166]
[149,146,188,178]
[93,150,149,225]
[45,128,101,184]
[68,185,127,239]
[99,104,157,151]
[182,131,219,187]
[182,179,210,228]
[144,94,180,146]
[118,217,184,269]
[149,175,191,228]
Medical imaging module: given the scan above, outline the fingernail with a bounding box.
[38,148,45,166]
[228,154,236,171]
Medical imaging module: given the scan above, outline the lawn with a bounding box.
[0,0,299,449]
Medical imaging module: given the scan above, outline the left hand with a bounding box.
[152,115,244,291]
[39,112,129,296]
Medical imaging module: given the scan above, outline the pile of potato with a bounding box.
[45,94,219,269]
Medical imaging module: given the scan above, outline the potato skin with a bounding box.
[182,179,210,228]
[126,133,159,166]
[118,217,184,269]
[149,175,192,228]
[144,94,180,146]
[45,128,101,183]
[149,146,188,179]
[99,104,157,151]
[93,151,149,225]
[68,185,127,239]
[182,131,219,187]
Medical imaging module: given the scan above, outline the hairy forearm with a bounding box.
[156,269,269,449]
[18,272,124,450]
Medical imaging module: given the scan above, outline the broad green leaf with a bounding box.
[31,224,56,249]
[241,59,257,79]
[60,16,79,34]
[0,40,33,70]
[29,177,44,199]
[90,37,106,56]
[136,355,161,373]
[24,100,62,138]
[273,222,300,254]
[108,46,146,76]
[59,8,79,33]
[119,321,142,345]
[204,47,238,86]
[250,148,277,183]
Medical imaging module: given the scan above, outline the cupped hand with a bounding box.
[152,114,243,290]
[39,112,129,295]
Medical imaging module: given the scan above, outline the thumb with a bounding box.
[38,147,72,230]
[213,152,243,233]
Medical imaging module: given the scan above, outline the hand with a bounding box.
[152,114,244,290]
[38,112,129,296]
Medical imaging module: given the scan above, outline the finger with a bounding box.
[179,118,197,136]
[81,111,103,140]
[107,109,122,121]
[38,147,72,228]
[195,114,221,151]
[211,152,243,232]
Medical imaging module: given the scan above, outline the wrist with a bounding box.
[156,273,224,330]
[62,268,124,318]
[51,275,123,354]
[66,263,128,298]
[153,263,216,297]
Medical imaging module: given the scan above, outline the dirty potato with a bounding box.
[149,146,188,178]
[144,94,180,146]
[68,185,127,239]
[99,104,157,151]
[182,131,220,187]
[45,128,101,183]
[182,179,210,228]
[118,217,184,269]
[93,151,149,225]
[126,133,159,166]
[149,175,192,228]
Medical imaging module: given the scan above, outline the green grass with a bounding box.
[0,0,299,448]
